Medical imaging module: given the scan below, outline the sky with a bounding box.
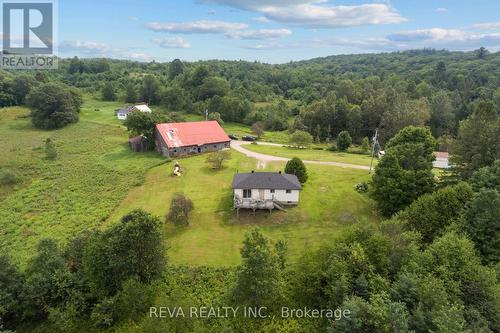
[27,0,500,63]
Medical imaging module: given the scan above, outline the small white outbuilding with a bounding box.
[116,104,152,120]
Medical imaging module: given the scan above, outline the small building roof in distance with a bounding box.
[156,121,230,148]
[232,172,302,190]
[117,104,151,114]
[134,104,152,112]
[117,106,134,114]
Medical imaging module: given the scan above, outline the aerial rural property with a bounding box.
[0,0,499,332]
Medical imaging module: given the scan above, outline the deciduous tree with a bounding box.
[27,82,82,129]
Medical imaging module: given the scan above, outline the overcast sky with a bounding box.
[50,0,500,63]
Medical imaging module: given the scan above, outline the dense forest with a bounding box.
[1,48,499,332]
[1,48,500,144]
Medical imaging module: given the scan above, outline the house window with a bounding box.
[270,189,275,193]
[243,189,252,198]
[286,189,292,194]
[214,145,217,148]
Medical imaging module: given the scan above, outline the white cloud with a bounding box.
[126,52,154,61]
[152,37,191,48]
[144,20,248,34]
[59,40,109,52]
[252,16,271,23]
[435,7,447,13]
[226,28,292,40]
[129,16,139,21]
[243,23,500,51]
[58,40,157,62]
[243,43,292,50]
[469,22,500,30]
[205,1,406,28]
[387,28,467,42]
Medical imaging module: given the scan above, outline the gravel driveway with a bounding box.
[230,141,371,171]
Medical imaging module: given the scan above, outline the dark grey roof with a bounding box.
[232,172,301,190]
[117,106,134,114]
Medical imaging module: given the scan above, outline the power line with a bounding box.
[369,129,379,174]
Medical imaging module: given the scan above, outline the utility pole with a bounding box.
[369,129,378,174]
[205,109,208,121]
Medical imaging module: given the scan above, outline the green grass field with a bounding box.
[0,99,379,266]
[244,143,376,166]
[0,105,164,264]
[108,152,378,266]
[222,122,292,143]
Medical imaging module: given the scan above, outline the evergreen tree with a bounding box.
[451,101,500,179]
[285,157,308,183]
[337,131,352,151]
[101,82,116,101]
[124,83,137,103]
[169,59,184,79]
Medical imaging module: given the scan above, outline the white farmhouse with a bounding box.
[232,171,302,214]
[116,104,152,120]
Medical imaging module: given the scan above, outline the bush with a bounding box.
[355,182,369,193]
[337,131,352,151]
[45,138,57,160]
[285,157,308,183]
[361,137,370,153]
[205,150,231,169]
[289,130,313,148]
[90,298,116,328]
[0,169,20,186]
[167,193,194,226]
[327,144,338,152]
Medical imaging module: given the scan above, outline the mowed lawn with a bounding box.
[244,143,376,166]
[108,150,379,266]
[0,105,164,263]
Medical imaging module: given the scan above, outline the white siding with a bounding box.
[234,188,299,204]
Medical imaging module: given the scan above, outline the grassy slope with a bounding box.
[244,143,375,166]
[108,152,378,266]
[0,99,379,266]
[0,103,164,263]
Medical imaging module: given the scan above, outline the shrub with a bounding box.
[327,144,338,152]
[285,157,308,183]
[0,169,20,186]
[45,138,57,160]
[355,182,369,193]
[289,130,313,148]
[167,193,194,226]
[361,137,370,153]
[206,150,231,169]
[90,298,116,328]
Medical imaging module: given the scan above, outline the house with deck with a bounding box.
[232,171,302,214]
[155,120,230,158]
[116,104,152,120]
